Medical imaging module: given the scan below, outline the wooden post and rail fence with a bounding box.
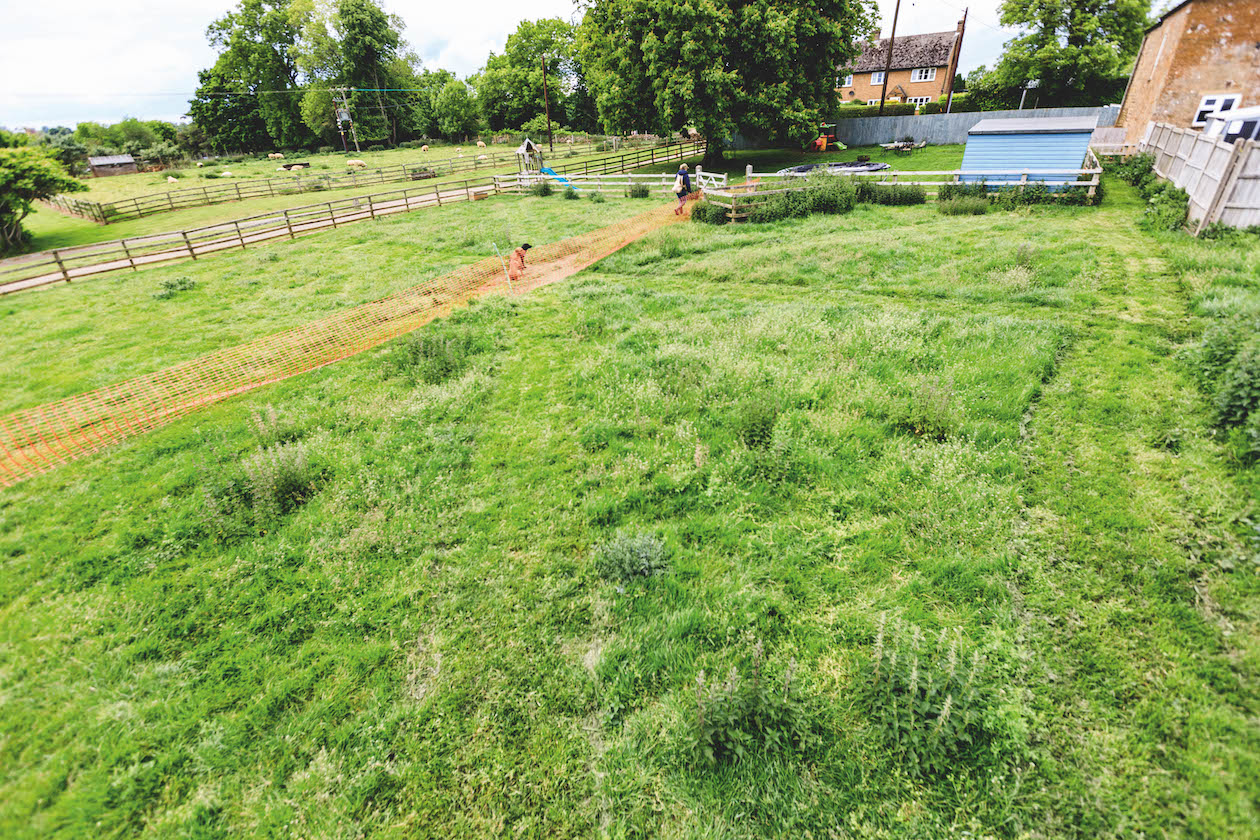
[4,139,710,296]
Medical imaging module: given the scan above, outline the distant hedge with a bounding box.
[835,103,918,120]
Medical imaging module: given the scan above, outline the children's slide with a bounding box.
[539,167,578,190]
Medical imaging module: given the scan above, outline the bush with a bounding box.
[366,144,385,152]
[853,179,879,204]
[396,326,493,385]
[530,180,554,197]
[153,276,196,300]
[690,200,728,225]
[801,175,857,215]
[593,530,670,582]
[318,145,335,154]
[1140,181,1189,232]
[921,102,944,115]
[628,183,651,199]
[562,186,579,200]
[873,184,927,206]
[938,197,988,215]
[1190,317,1258,390]
[1215,337,1260,426]
[860,614,1005,777]
[1113,153,1156,186]
[835,103,917,120]
[588,190,606,204]
[937,181,989,201]
[691,640,805,766]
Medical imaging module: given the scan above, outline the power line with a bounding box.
[6,87,438,99]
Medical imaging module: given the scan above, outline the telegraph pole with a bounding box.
[877,0,902,116]
[541,56,554,153]
[333,87,361,153]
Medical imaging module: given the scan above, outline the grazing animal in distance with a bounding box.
[421,145,429,152]
[346,159,367,169]
[167,176,179,183]
[476,140,486,148]
[268,153,285,160]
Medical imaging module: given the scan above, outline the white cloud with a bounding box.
[0,0,1014,128]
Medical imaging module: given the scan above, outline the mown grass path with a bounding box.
[1012,186,1258,835]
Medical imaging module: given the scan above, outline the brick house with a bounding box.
[1115,0,1260,146]
[836,22,965,107]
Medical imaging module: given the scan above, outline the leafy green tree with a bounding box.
[474,19,584,132]
[0,129,30,148]
[0,147,86,253]
[189,66,273,152]
[335,0,405,143]
[434,79,480,140]
[986,0,1150,107]
[580,0,876,160]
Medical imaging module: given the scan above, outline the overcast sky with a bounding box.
[1,0,1017,128]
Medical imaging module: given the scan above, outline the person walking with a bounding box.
[508,243,531,284]
[673,164,691,214]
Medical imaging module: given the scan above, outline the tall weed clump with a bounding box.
[691,641,805,766]
[860,615,1010,777]
[594,530,670,583]
[530,180,554,197]
[690,200,729,225]
[891,375,959,440]
[1214,337,1260,427]
[628,183,652,199]
[394,327,493,385]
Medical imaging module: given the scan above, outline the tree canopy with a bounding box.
[0,147,86,252]
[579,0,876,156]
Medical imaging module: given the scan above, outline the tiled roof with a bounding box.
[846,30,957,73]
[87,154,135,166]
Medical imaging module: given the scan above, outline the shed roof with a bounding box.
[968,117,1099,135]
[845,30,958,73]
[87,154,135,166]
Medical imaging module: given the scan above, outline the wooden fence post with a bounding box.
[121,239,138,271]
[182,230,197,259]
[285,209,296,239]
[234,221,247,248]
[52,250,70,283]
[329,203,338,228]
[1019,172,1028,193]
[234,183,243,202]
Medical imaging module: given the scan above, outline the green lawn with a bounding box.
[1,179,1257,838]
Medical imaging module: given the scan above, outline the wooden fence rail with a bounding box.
[4,177,499,296]
[44,139,704,224]
[495,167,726,194]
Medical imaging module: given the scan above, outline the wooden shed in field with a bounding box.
[87,154,137,177]
[960,117,1097,187]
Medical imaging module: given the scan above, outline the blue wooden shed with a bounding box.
[960,116,1097,187]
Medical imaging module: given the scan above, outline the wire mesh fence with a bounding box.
[0,203,683,487]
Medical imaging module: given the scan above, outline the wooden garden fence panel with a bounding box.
[1141,122,1260,234]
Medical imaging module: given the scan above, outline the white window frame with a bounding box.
[866,99,881,106]
[1193,94,1240,127]
[907,96,932,105]
[870,71,885,85]
[841,74,854,87]
[911,67,937,83]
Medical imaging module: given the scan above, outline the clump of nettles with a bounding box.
[593,531,670,583]
[691,640,804,766]
[627,183,651,199]
[860,614,992,777]
[153,276,196,299]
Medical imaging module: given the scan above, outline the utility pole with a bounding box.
[945,9,967,114]
[541,56,554,153]
[877,0,902,116]
[333,87,361,153]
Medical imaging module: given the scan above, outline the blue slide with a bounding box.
[539,166,578,190]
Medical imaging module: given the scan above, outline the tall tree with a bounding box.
[0,147,86,253]
[434,79,480,140]
[580,0,876,159]
[475,19,583,132]
[987,0,1150,107]
[189,67,273,152]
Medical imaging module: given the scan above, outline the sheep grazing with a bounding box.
[221,171,233,177]
[346,159,367,169]
[420,144,429,152]
[267,152,285,160]
[167,175,179,183]
[196,161,204,167]
[477,154,487,160]
[289,164,306,171]
[476,140,486,148]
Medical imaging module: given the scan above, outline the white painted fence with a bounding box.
[495,169,728,194]
[1141,122,1260,234]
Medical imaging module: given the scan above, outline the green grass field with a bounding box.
[1,179,1257,838]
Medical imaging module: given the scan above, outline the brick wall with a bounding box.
[838,67,949,106]
[1118,0,1260,146]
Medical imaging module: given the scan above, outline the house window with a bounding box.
[1193,94,1240,126]
[911,67,937,83]
[867,99,881,105]
[870,71,885,84]
[842,74,853,87]
[907,96,932,105]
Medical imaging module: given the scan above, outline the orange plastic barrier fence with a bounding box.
[0,203,682,487]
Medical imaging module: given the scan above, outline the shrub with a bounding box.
[801,175,857,215]
[921,102,944,115]
[690,200,728,225]
[691,640,805,766]
[530,180,554,197]
[562,186,579,200]
[588,190,606,204]
[1190,317,1257,390]
[938,197,988,215]
[628,183,651,199]
[1215,337,1260,426]
[749,189,810,223]
[366,144,385,152]
[153,276,196,300]
[1113,153,1155,186]
[853,179,879,204]
[860,614,997,777]
[593,530,670,582]
[937,181,988,201]
[874,184,927,206]
[318,145,335,154]
[1140,181,1189,232]
[834,103,917,119]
